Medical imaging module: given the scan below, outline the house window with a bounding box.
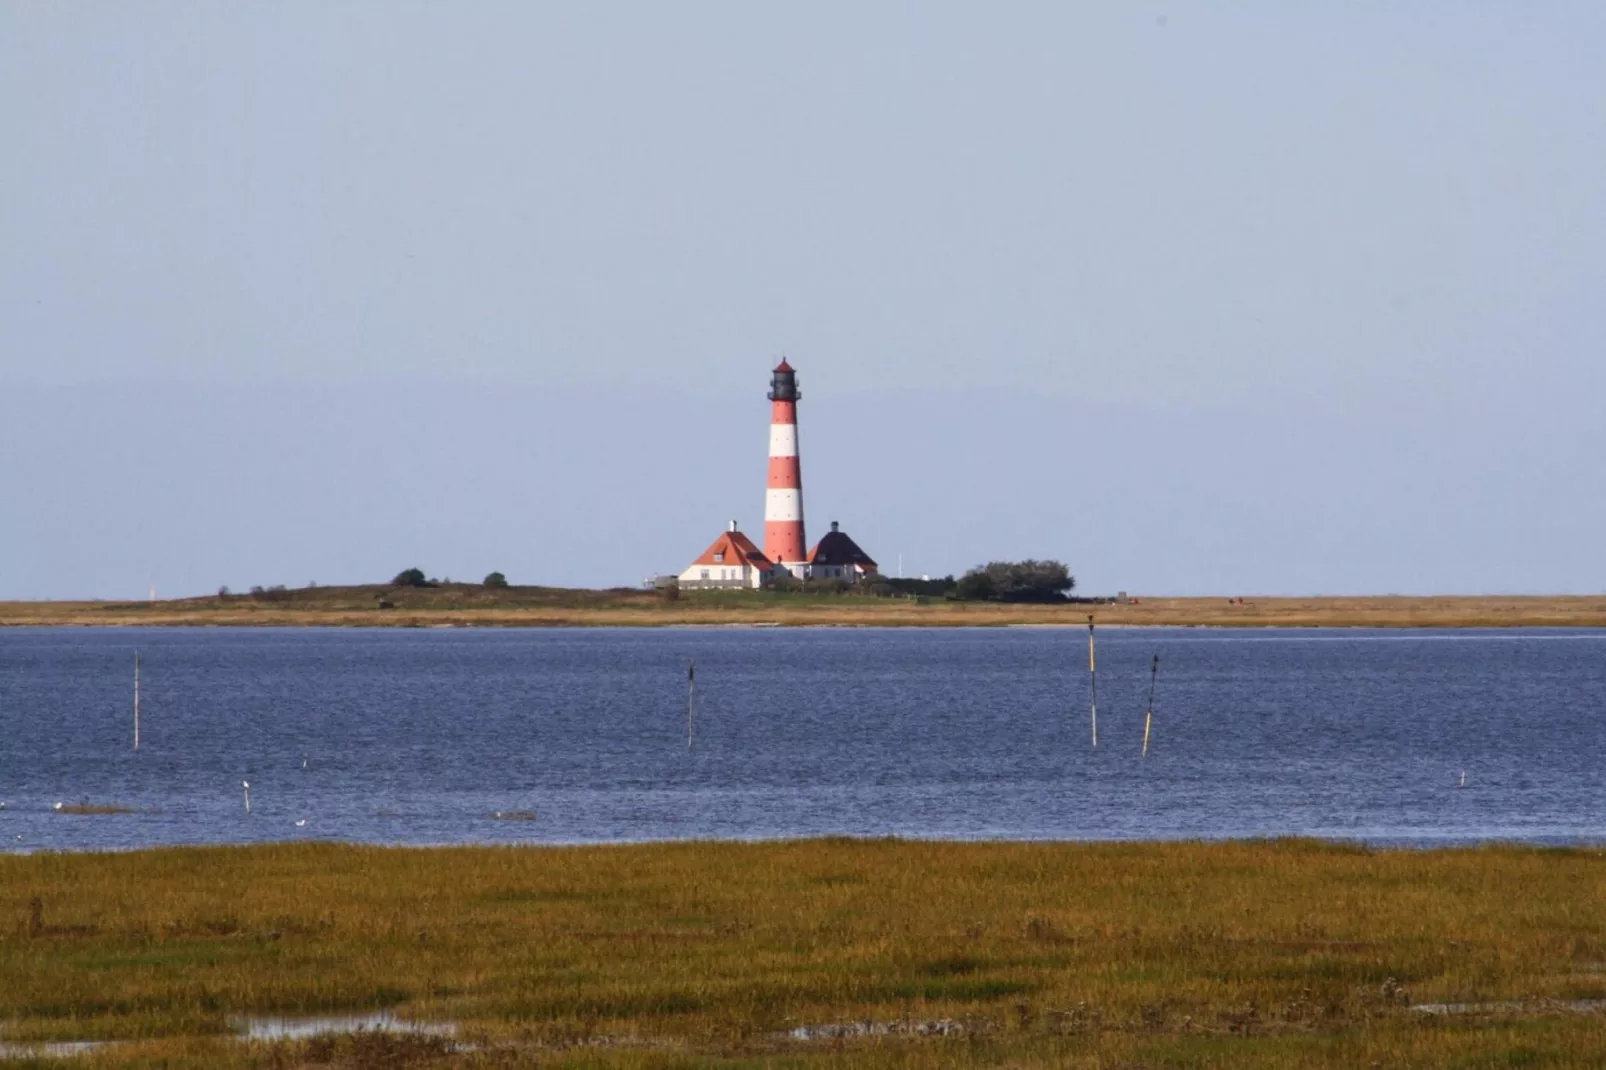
[714,552,724,562]
[700,569,709,580]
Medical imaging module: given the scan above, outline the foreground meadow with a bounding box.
[2,840,1604,1067]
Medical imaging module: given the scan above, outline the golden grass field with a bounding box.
[3,584,1605,629]
[2,840,1604,1067]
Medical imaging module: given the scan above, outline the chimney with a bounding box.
[830,521,839,533]
[729,519,739,532]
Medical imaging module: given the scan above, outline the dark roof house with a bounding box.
[806,521,878,579]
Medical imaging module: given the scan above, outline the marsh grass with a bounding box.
[1,840,1604,1066]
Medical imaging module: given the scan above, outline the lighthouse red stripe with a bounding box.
[771,400,797,425]
[767,456,801,489]
[764,521,806,564]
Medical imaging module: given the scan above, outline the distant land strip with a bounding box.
[2,586,1604,628]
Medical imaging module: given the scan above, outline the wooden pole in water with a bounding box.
[1087,616,1098,748]
[1141,654,1159,758]
[132,652,141,752]
[242,780,251,815]
[686,659,696,749]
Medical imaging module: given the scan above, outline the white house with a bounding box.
[678,521,777,589]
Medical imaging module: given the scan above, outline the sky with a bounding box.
[2,3,1603,599]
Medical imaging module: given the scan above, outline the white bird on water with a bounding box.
[52,802,63,811]
[294,819,307,827]
[242,780,252,815]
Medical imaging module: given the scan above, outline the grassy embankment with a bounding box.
[3,584,1606,628]
[2,840,1605,1067]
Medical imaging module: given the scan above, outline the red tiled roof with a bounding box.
[690,529,775,570]
[807,528,878,570]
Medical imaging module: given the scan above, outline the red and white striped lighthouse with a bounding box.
[764,359,808,577]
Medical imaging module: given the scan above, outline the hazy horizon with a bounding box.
[4,5,1602,600]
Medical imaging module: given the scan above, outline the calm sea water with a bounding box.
[1,627,1602,851]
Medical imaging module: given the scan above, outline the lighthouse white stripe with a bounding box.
[765,488,803,522]
[768,423,798,457]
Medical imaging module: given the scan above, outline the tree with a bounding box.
[483,571,509,589]
[953,570,996,601]
[392,567,428,587]
[953,560,1075,603]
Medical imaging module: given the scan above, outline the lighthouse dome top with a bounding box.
[773,358,794,373]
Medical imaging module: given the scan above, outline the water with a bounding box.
[233,1013,455,1041]
[0,1042,108,1060]
[0,1015,457,1061]
[0,627,1602,851]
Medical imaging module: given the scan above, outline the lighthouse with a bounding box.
[764,359,808,577]
[671,359,879,592]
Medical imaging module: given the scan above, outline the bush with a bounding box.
[858,577,897,598]
[392,568,428,587]
[953,560,1075,603]
[484,571,509,589]
[885,576,956,598]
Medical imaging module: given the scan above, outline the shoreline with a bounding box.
[3,591,1605,629]
[8,832,1606,858]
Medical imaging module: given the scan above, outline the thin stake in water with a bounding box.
[242,780,251,815]
[1087,616,1098,748]
[1141,654,1160,758]
[686,659,696,749]
[132,651,141,752]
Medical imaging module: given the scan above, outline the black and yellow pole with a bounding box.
[1142,654,1159,758]
[686,659,696,749]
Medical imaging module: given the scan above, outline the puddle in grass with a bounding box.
[0,1041,113,1060]
[785,1018,964,1041]
[1411,1000,1606,1016]
[234,1013,458,1042]
[0,1017,462,1060]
